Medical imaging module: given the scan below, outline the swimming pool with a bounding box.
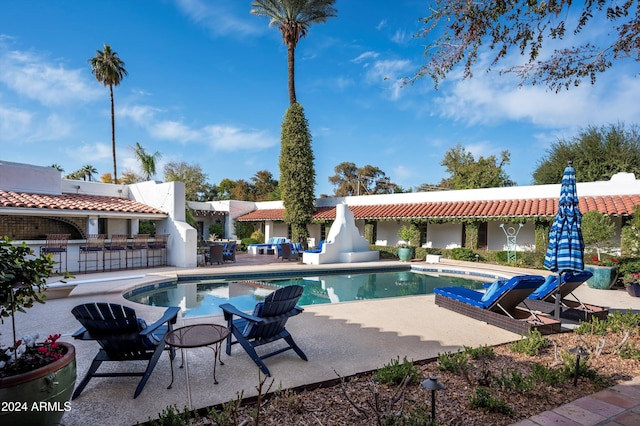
[125,270,486,318]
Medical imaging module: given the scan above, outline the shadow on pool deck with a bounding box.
[2,255,640,425]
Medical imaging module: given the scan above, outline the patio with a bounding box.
[3,254,640,425]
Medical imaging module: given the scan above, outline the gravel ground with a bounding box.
[185,328,640,426]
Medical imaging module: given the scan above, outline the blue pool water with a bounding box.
[125,270,485,318]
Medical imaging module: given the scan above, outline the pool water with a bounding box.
[126,271,485,318]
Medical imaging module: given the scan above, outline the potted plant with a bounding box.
[581,211,618,289]
[397,224,419,262]
[0,237,76,425]
[623,273,640,297]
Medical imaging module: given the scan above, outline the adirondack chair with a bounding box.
[71,303,180,399]
[220,285,308,376]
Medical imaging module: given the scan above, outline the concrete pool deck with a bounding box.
[2,255,640,425]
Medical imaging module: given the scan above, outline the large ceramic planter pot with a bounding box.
[0,342,76,426]
[397,247,413,262]
[626,282,640,297]
[584,265,618,290]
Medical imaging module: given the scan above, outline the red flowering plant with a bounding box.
[0,334,65,378]
[0,237,71,378]
[622,273,640,286]
[587,255,621,267]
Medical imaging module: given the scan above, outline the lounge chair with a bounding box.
[434,275,561,334]
[220,285,308,376]
[526,271,609,321]
[71,303,180,399]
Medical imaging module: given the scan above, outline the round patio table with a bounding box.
[164,324,229,408]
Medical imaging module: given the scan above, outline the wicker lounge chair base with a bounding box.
[526,299,609,322]
[435,294,562,335]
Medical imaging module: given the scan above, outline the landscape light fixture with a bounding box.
[421,375,445,420]
[569,346,589,387]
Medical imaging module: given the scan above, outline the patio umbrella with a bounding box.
[543,161,585,319]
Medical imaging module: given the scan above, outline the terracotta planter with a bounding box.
[584,265,618,290]
[0,342,76,426]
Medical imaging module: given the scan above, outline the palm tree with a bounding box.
[132,142,162,180]
[49,164,64,172]
[251,0,337,105]
[81,165,98,182]
[89,44,128,184]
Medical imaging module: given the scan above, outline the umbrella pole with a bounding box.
[554,272,562,320]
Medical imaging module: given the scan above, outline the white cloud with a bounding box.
[0,106,72,143]
[351,51,380,64]
[365,59,413,100]
[376,20,387,30]
[432,66,640,129]
[203,125,278,151]
[65,142,112,163]
[174,0,261,38]
[391,29,408,45]
[150,120,201,142]
[0,48,101,106]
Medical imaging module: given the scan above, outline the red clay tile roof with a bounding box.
[236,195,640,221]
[0,190,167,215]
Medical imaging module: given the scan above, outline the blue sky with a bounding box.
[1,0,638,196]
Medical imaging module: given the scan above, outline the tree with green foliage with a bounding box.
[410,1,639,91]
[439,144,514,189]
[132,142,162,180]
[533,123,640,184]
[251,0,337,105]
[89,44,128,183]
[582,211,617,261]
[163,161,209,202]
[280,103,316,238]
[328,162,397,196]
[251,170,280,201]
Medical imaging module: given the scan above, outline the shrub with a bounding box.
[208,222,225,239]
[375,356,419,385]
[509,329,550,356]
[450,247,477,261]
[437,350,469,376]
[250,230,265,244]
[240,238,258,251]
[469,387,514,416]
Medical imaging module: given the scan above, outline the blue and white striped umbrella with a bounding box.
[544,163,585,318]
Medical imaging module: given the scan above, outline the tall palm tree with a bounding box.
[132,142,162,180]
[89,44,128,184]
[81,165,98,181]
[251,0,337,105]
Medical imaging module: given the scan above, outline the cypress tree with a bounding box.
[279,103,316,238]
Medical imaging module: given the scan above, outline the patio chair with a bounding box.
[104,234,128,271]
[223,242,236,262]
[220,284,308,376]
[147,233,169,267]
[525,270,608,321]
[305,240,324,253]
[71,302,180,399]
[78,234,106,273]
[278,243,298,261]
[434,275,561,334]
[209,244,224,265]
[40,233,70,272]
[127,234,149,269]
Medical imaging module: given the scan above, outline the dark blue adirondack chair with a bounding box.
[220,285,308,376]
[71,303,180,399]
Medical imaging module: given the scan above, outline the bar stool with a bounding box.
[127,234,149,269]
[104,234,128,271]
[147,234,168,267]
[41,234,70,273]
[78,234,106,273]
